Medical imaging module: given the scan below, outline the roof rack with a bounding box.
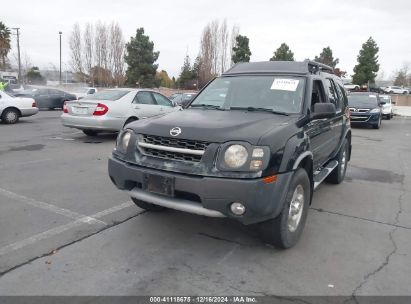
[305,59,334,75]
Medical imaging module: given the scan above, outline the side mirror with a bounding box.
[311,103,336,120]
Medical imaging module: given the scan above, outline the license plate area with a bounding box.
[72,107,88,115]
[144,174,174,197]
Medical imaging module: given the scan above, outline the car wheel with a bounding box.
[403,91,408,94]
[1,108,20,124]
[387,114,391,120]
[131,197,166,212]
[389,91,394,94]
[326,139,349,184]
[82,129,99,136]
[259,168,310,249]
[373,116,382,129]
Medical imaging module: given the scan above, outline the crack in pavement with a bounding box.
[0,211,146,277]
[310,208,411,230]
[348,177,406,303]
[197,232,250,246]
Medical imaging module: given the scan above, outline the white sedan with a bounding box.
[0,91,39,124]
[61,89,178,136]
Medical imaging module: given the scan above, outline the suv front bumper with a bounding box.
[108,156,293,225]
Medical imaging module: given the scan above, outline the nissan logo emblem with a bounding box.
[170,127,182,137]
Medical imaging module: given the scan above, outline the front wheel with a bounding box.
[259,168,311,249]
[373,116,382,129]
[1,108,20,124]
[131,197,166,212]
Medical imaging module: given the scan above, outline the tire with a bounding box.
[82,129,99,136]
[259,168,311,249]
[1,108,20,124]
[124,117,137,127]
[386,114,391,120]
[373,115,382,129]
[131,197,166,212]
[389,91,394,94]
[326,139,349,184]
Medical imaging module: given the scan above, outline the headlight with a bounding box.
[224,144,248,168]
[370,108,381,113]
[117,130,132,152]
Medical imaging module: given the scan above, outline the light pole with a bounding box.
[59,31,62,85]
[12,28,22,84]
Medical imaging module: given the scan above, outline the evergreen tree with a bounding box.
[124,28,159,88]
[270,43,294,61]
[352,37,379,85]
[178,55,194,87]
[314,46,339,68]
[231,35,252,63]
[0,22,11,69]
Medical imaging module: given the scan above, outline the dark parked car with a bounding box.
[109,60,351,249]
[348,92,384,129]
[15,88,76,110]
[171,92,197,108]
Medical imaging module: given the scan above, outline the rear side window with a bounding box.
[134,91,154,104]
[87,90,130,101]
[325,78,341,111]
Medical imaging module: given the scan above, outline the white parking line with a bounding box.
[0,200,135,257]
[0,187,106,226]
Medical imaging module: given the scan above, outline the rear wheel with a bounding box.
[326,138,349,184]
[259,168,310,249]
[386,114,391,120]
[1,108,20,124]
[82,129,99,136]
[124,117,137,127]
[131,197,166,212]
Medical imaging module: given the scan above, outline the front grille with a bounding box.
[138,134,211,163]
[349,108,370,113]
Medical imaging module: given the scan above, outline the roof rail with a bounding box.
[304,59,334,75]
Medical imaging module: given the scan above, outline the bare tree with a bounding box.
[219,19,229,74]
[109,22,125,86]
[69,23,83,77]
[198,24,213,88]
[83,23,94,85]
[209,20,220,75]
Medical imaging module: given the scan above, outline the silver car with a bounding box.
[61,89,177,136]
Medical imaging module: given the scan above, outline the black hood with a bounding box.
[128,108,296,145]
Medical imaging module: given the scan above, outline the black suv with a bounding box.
[109,60,352,249]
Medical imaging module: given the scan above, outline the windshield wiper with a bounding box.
[190,104,225,110]
[230,107,289,116]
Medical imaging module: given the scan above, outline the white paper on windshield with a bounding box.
[271,78,299,91]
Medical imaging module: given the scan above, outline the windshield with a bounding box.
[379,95,391,104]
[348,94,379,108]
[85,90,130,101]
[190,76,305,113]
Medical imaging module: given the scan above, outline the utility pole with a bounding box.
[12,28,22,84]
[59,31,62,85]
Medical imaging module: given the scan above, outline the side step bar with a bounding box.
[313,160,338,190]
[128,187,226,218]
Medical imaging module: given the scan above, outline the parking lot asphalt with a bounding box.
[0,111,410,298]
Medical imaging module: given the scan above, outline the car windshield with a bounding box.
[379,96,391,104]
[85,90,130,101]
[190,76,305,114]
[73,88,90,94]
[348,94,379,108]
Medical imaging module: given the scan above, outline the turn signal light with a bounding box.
[93,103,109,116]
[263,175,278,184]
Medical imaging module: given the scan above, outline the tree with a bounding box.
[393,63,410,86]
[352,37,379,86]
[0,22,11,69]
[177,55,195,88]
[270,43,294,61]
[69,23,83,76]
[83,23,94,85]
[25,67,46,85]
[125,28,159,88]
[156,70,174,88]
[314,46,339,68]
[231,35,252,63]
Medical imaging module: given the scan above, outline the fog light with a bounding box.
[230,202,246,215]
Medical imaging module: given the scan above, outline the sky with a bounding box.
[3,0,411,80]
